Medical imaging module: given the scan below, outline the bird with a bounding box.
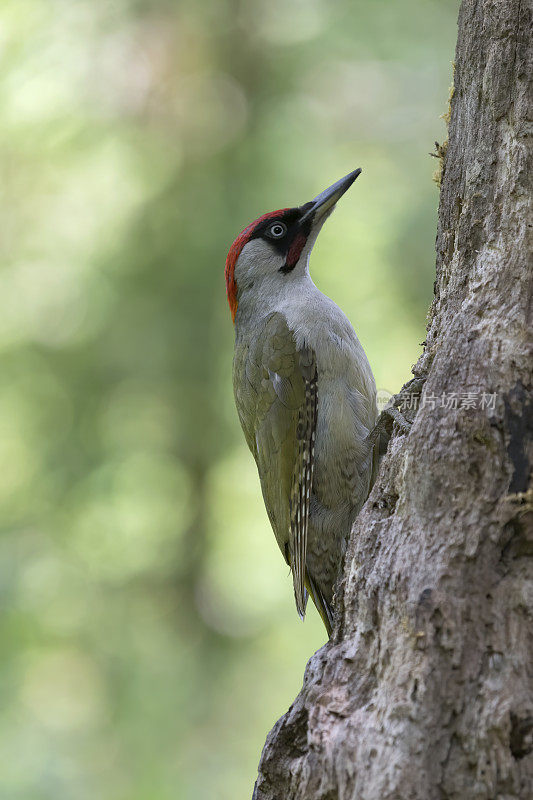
[225,169,377,636]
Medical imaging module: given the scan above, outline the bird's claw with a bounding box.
[366,376,426,452]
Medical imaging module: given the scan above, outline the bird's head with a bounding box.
[225,168,361,323]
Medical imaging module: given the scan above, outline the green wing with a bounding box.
[244,313,318,620]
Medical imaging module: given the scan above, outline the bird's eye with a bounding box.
[268,222,287,239]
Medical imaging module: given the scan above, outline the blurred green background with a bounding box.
[0,1,457,797]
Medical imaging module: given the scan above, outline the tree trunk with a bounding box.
[253,1,532,798]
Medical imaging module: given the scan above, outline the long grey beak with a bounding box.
[300,168,362,225]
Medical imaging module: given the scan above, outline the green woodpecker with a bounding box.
[225,170,377,636]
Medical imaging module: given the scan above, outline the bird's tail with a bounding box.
[306,572,333,637]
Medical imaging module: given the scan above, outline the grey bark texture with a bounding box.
[253,1,533,798]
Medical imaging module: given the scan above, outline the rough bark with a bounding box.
[253,1,533,798]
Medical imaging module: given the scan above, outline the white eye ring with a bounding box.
[268,222,287,238]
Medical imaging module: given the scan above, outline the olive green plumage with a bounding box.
[228,171,377,635]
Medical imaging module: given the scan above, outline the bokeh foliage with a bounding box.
[0,0,457,797]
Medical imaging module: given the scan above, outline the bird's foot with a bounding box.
[380,404,412,435]
[367,376,426,452]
